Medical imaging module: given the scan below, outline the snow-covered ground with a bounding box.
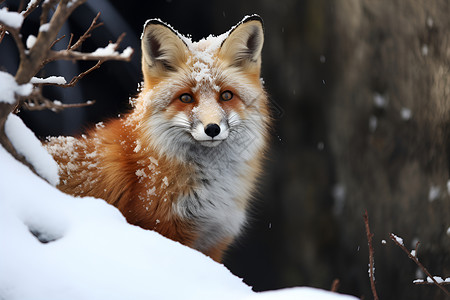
[0,114,357,300]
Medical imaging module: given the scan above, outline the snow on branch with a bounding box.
[413,277,450,285]
[21,0,43,18]
[0,0,133,179]
[0,71,33,105]
[389,233,450,297]
[0,0,133,100]
[44,33,132,64]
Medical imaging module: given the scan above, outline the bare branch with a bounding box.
[67,33,74,50]
[18,89,95,112]
[45,48,132,63]
[1,0,133,182]
[44,32,133,65]
[390,233,450,297]
[68,12,103,51]
[64,60,103,87]
[49,34,66,49]
[33,61,103,88]
[11,3,132,112]
[364,211,380,300]
[23,99,96,112]
[113,32,126,50]
[15,0,88,84]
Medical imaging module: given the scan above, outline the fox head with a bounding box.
[136,15,269,162]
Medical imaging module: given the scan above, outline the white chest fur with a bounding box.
[173,144,251,252]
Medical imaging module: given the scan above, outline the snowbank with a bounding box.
[0,128,356,300]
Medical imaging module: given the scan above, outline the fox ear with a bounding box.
[219,15,264,69]
[141,19,188,78]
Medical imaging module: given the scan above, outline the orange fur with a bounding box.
[47,117,200,248]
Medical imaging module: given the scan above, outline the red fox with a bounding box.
[45,15,270,262]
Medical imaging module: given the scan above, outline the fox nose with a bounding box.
[204,123,221,138]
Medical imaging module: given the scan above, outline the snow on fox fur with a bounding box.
[45,15,270,262]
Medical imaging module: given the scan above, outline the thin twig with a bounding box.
[22,100,96,112]
[66,33,74,50]
[330,279,340,293]
[43,31,132,65]
[44,48,131,63]
[113,32,126,50]
[18,89,95,112]
[364,211,380,300]
[34,60,108,89]
[49,34,66,49]
[61,60,103,87]
[389,233,450,297]
[68,12,103,51]
[21,0,44,18]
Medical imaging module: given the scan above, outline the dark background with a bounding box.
[1,1,449,299]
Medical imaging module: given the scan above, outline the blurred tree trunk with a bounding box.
[327,1,450,299]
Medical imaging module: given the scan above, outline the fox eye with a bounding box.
[220,91,233,101]
[179,93,194,103]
